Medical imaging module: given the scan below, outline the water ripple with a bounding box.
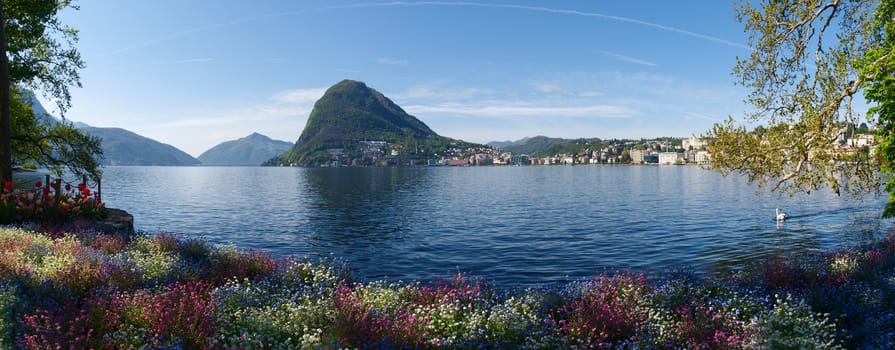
[100,166,892,287]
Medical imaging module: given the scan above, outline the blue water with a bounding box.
[95,166,890,286]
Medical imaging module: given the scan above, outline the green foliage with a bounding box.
[707,0,883,205]
[863,0,895,217]
[751,295,843,349]
[10,87,102,180]
[0,284,19,349]
[4,0,84,114]
[0,1,101,181]
[539,138,601,157]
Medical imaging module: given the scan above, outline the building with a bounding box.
[695,151,711,164]
[474,154,493,166]
[359,141,387,149]
[630,149,644,164]
[448,159,469,166]
[682,137,708,151]
[848,134,875,148]
[510,155,530,165]
[658,152,681,165]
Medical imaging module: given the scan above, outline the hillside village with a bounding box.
[309,126,877,167]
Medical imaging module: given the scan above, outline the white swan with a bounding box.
[776,208,787,222]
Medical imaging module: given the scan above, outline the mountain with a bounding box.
[487,138,527,150]
[18,89,59,126]
[18,89,200,166]
[79,127,201,166]
[271,79,467,166]
[488,136,572,155]
[198,133,292,166]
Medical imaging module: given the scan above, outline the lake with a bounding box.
[96,165,890,286]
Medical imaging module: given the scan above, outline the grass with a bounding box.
[0,225,891,348]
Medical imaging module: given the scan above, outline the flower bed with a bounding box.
[0,180,105,224]
[0,226,892,348]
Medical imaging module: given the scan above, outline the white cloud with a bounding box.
[578,91,603,97]
[405,102,634,119]
[134,101,311,156]
[117,58,216,68]
[600,51,657,67]
[270,88,327,104]
[531,82,561,93]
[147,104,312,130]
[393,84,492,101]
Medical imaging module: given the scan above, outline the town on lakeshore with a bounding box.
[291,129,878,168]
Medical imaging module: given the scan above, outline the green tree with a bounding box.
[11,87,101,180]
[707,0,889,211]
[0,0,98,183]
[864,0,895,215]
[620,149,632,164]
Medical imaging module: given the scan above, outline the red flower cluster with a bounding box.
[0,180,105,224]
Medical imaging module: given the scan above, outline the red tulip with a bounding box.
[3,181,12,192]
[65,183,71,191]
[34,181,42,188]
[42,187,50,196]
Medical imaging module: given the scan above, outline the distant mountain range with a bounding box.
[24,83,603,167]
[19,89,60,126]
[22,90,301,166]
[22,92,199,166]
[269,79,476,166]
[488,136,573,155]
[198,133,292,166]
[80,127,201,166]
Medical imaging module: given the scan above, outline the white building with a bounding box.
[695,151,711,164]
[682,137,708,151]
[848,134,875,148]
[658,152,681,165]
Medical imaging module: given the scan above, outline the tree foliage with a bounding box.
[5,0,83,113]
[0,0,100,181]
[10,87,101,179]
[863,0,895,216]
[707,0,891,211]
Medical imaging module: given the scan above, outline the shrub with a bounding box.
[750,294,843,349]
[554,272,651,347]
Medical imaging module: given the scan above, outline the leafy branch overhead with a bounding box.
[707,0,891,213]
[0,0,101,182]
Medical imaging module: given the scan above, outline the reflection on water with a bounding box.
[98,166,893,286]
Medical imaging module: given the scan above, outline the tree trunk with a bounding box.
[0,0,10,184]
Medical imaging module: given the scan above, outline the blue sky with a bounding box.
[51,0,753,156]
